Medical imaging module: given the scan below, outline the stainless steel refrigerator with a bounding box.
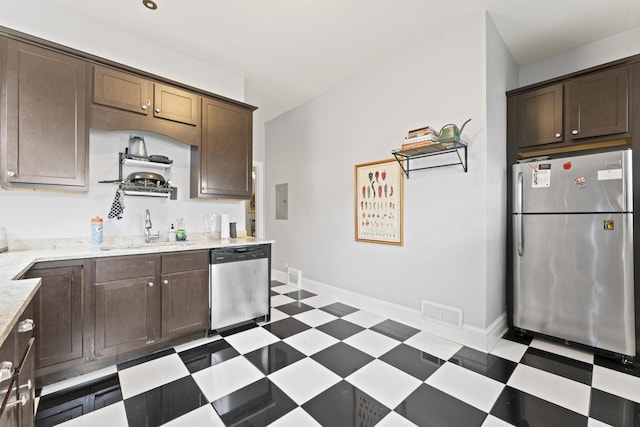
[513,149,635,356]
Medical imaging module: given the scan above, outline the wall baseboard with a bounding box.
[272,269,507,352]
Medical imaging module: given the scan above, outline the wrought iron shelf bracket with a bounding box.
[392,141,468,179]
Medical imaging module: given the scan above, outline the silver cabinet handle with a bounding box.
[141,105,147,110]
[155,108,160,113]
[555,133,561,138]
[163,280,168,285]
[4,394,27,409]
[7,170,16,177]
[202,186,206,191]
[572,129,578,135]
[17,319,35,333]
[148,282,154,287]
[0,361,13,382]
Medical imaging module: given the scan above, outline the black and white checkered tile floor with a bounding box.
[35,280,640,426]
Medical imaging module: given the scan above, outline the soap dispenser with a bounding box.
[168,224,176,242]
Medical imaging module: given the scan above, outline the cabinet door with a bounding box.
[93,65,151,116]
[517,83,564,148]
[568,66,629,140]
[195,97,252,199]
[4,40,87,187]
[154,83,200,126]
[161,269,209,340]
[24,266,83,369]
[95,276,160,357]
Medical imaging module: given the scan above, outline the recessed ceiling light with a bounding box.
[142,0,158,10]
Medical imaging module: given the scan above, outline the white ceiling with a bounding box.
[50,0,640,121]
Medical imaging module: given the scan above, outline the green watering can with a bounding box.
[439,119,471,143]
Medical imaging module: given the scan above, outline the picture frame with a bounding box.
[354,158,403,245]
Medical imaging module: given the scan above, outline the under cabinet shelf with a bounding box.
[392,140,468,178]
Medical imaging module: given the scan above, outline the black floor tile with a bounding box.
[449,346,518,383]
[594,354,640,378]
[212,378,297,426]
[178,339,240,374]
[490,386,587,427]
[117,348,175,371]
[316,319,365,340]
[244,341,306,375]
[218,321,259,337]
[395,383,486,427]
[283,289,316,300]
[124,376,207,427]
[270,289,278,297]
[502,329,534,346]
[311,342,374,377]
[589,387,640,427]
[371,319,419,342]
[302,380,390,426]
[262,316,311,339]
[276,301,315,316]
[380,343,444,381]
[521,347,592,385]
[270,280,286,288]
[35,374,122,427]
[319,302,359,317]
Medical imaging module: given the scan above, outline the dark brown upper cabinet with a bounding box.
[191,96,253,199]
[91,65,201,146]
[567,66,629,140]
[512,65,630,154]
[0,38,88,190]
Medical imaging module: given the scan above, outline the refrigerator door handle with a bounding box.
[516,171,524,256]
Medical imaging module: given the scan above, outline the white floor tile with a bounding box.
[57,401,128,427]
[268,358,341,405]
[271,294,296,307]
[529,338,594,364]
[376,410,418,426]
[404,330,463,360]
[192,356,264,402]
[346,359,421,409]
[162,404,225,426]
[587,417,614,427]
[482,414,516,427]
[268,407,322,426]
[342,310,385,328]
[173,335,221,353]
[489,338,528,363]
[302,295,337,308]
[592,365,640,403]
[293,309,337,327]
[343,329,399,357]
[266,308,289,323]
[507,364,591,415]
[283,328,339,356]
[118,353,189,399]
[224,326,279,354]
[41,365,118,396]
[425,362,504,412]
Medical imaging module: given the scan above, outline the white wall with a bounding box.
[484,16,518,327]
[519,26,640,87]
[0,2,251,243]
[265,12,497,331]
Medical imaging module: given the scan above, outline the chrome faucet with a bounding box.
[144,209,160,243]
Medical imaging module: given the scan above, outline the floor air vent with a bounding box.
[421,300,463,329]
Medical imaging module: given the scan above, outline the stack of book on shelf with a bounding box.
[401,126,439,150]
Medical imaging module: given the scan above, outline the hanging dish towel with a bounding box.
[108,188,125,219]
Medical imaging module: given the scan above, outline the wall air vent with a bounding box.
[421,299,463,330]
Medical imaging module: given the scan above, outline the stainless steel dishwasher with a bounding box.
[210,245,271,330]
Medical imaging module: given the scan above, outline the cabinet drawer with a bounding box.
[95,255,158,282]
[162,251,209,274]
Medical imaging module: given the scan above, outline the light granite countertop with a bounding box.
[0,234,273,347]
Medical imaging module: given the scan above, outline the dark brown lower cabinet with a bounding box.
[23,264,84,372]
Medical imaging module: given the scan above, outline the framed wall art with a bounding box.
[354,158,403,245]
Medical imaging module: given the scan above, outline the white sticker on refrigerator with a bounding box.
[597,169,623,181]
[531,164,551,188]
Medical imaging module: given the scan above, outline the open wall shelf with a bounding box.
[392,140,467,178]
